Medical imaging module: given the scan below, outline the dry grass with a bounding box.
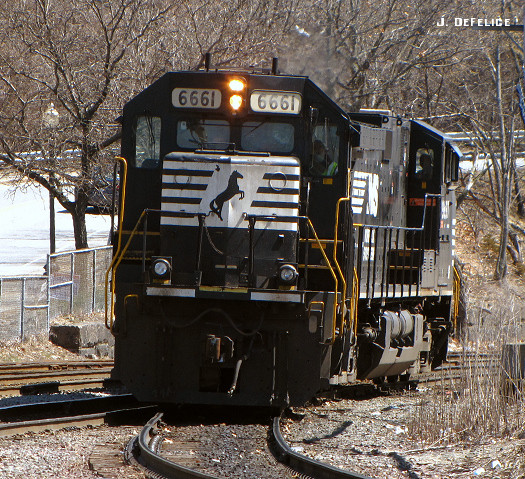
[409,282,525,468]
[435,189,525,458]
[0,334,82,363]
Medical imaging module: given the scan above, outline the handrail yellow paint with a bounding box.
[333,197,351,331]
[307,301,325,315]
[105,209,147,331]
[305,218,339,344]
[299,238,343,243]
[104,156,128,331]
[453,265,461,332]
[330,168,353,336]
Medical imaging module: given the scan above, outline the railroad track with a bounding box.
[0,350,505,477]
[128,412,374,479]
[0,393,155,437]
[419,350,501,385]
[0,360,114,396]
[123,351,504,478]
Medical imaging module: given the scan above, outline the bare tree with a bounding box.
[444,43,521,280]
[0,0,175,249]
[281,0,469,113]
[163,0,299,71]
[0,0,304,251]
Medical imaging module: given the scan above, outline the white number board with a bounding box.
[250,90,302,114]
[172,88,222,109]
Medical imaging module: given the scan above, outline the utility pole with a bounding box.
[42,103,60,255]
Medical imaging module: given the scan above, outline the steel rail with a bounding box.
[0,363,114,396]
[0,367,112,384]
[0,411,109,436]
[0,360,113,372]
[0,378,111,397]
[0,406,156,437]
[0,393,135,421]
[0,394,155,437]
[271,416,373,479]
[133,412,219,479]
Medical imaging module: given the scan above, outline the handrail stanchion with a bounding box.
[104,156,127,331]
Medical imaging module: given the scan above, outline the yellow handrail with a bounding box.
[105,209,147,331]
[453,265,461,332]
[350,267,359,342]
[331,168,353,336]
[104,156,128,331]
[333,197,351,328]
[305,218,339,344]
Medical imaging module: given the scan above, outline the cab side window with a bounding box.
[445,143,460,183]
[135,116,161,168]
[414,148,434,180]
[309,119,340,177]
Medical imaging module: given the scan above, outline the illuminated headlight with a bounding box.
[279,264,298,284]
[229,79,245,92]
[151,257,172,281]
[229,94,243,110]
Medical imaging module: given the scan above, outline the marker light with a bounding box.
[150,257,172,281]
[229,94,243,110]
[229,79,245,92]
[279,264,298,284]
[153,260,169,276]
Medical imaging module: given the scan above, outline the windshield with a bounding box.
[241,121,294,153]
[177,119,230,148]
[176,118,295,154]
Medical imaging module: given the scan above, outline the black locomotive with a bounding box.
[107,59,461,407]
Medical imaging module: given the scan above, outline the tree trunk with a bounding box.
[72,210,88,249]
[493,46,513,280]
[72,190,89,249]
[513,157,525,218]
[495,214,509,280]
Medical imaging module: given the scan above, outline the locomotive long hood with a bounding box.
[161,152,301,231]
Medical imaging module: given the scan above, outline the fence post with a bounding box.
[20,278,26,341]
[92,248,97,313]
[46,254,50,328]
[69,252,74,315]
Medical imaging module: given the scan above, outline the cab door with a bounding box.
[406,121,443,251]
[300,112,350,291]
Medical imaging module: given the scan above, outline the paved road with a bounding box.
[0,182,111,276]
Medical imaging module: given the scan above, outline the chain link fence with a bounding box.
[0,276,48,341]
[0,246,112,342]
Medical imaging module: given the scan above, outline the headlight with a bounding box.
[229,79,245,92]
[229,94,243,110]
[227,77,246,112]
[151,257,172,281]
[279,264,298,284]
